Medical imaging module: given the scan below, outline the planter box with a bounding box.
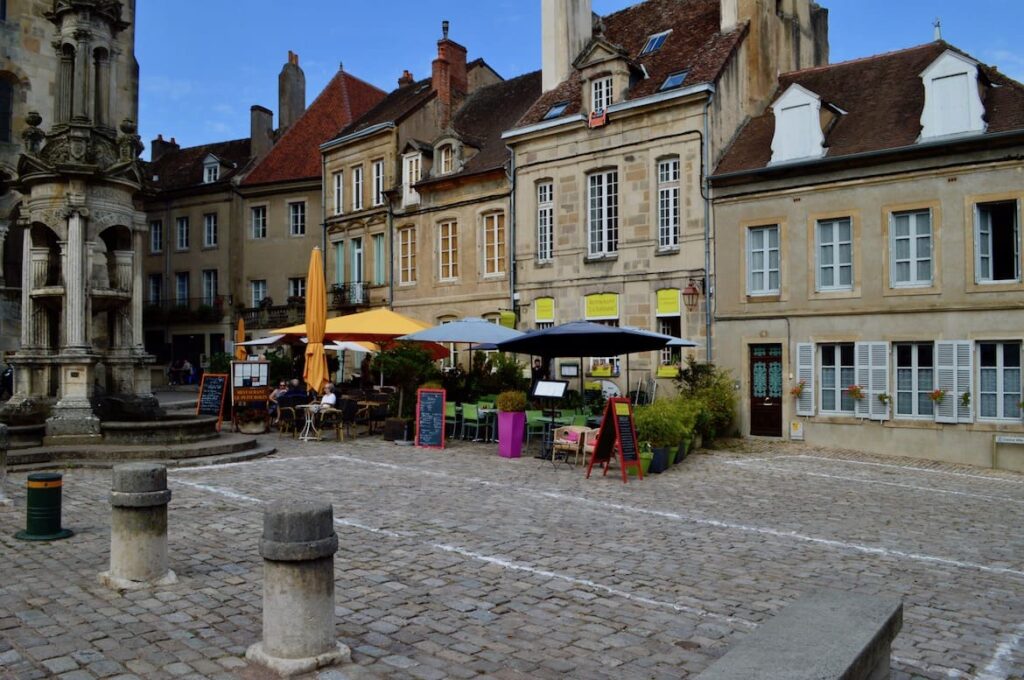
[627,451,653,476]
[382,418,410,442]
[648,447,670,474]
[498,411,526,458]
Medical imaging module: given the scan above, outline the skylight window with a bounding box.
[640,30,671,55]
[542,102,569,120]
[659,70,689,91]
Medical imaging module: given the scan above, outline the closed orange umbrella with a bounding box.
[234,317,247,361]
[303,247,328,394]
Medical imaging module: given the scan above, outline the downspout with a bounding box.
[505,145,517,320]
[702,91,714,362]
[386,192,395,310]
[320,153,328,286]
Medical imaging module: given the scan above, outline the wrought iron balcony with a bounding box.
[143,295,233,326]
[330,282,371,310]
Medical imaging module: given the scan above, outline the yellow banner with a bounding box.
[534,297,554,323]
[656,288,680,317]
[584,293,619,320]
[499,311,517,329]
[657,365,680,378]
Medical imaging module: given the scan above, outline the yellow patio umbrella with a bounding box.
[302,247,328,394]
[274,307,432,343]
[234,317,247,361]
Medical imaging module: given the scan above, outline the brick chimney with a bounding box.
[398,70,415,87]
[150,133,179,162]
[541,0,592,92]
[250,105,274,159]
[278,50,306,131]
[431,21,468,128]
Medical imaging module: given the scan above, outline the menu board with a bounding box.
[232,361,269,387]
[585,397,641,483]
[196,373,228,430]
[415,388,446,449]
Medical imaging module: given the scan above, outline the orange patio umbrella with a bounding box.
[302,247,328,394]
[234,317,247,361]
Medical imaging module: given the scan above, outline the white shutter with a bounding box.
[869,342,890,421]
[796,343,815,416]
[935,341,957,424]
[855,342,871,419]
[955,341,973,423]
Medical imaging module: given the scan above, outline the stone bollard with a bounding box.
[246,500,349,676]
[98,463,177,590]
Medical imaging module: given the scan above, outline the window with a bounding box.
[640,30,671,55]
[0,1,6,22]
[174,272,189,304]
[352,166,363,211]
[251,206,267,239]
[288,277,306,300]
[333,172,343,215]
[439,221,459,281]
[398,226,416,284]
[203,163,219,183]
[542,102,569,120]
[816,217,852,291]
[439,145,454,175]
[537,182,554,262]
[439,317,460,370]
[895,343,934,418]
[591,77,613,113]
[658,317,682,366]
[975,201,1019,283]
[351,238,365,303]
[657,158,679,249]
[747,225,780,295]
[920,52,985,139]
[769,84,826,164]
[403,153,421,206]
[289,202,306,236]
[203,213,218,248]
[587,170,618,257]
[175,217,189,250]
[373,233,385,285]
[147,274,162,303]
[251,279,267,307]
[201,269,218,306]
[149,220,163,253]
[334,241,345,284]
[483,213,506,276]
[891,210,932,287]
[660,70,689,91]
[0,78,12,143]
[979,342,1022,420]
[820,343,855,414]
[589,319,620,375]
[372,160,385,206]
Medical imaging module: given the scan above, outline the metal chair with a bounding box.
[525,410,546,444]
[445,402,461,439]
[461,404,488,441]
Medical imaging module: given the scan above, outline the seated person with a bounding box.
[282,379,309,401]
[320,383,337,408]
[268,381,288,419]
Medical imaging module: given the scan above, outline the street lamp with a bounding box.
[682,279,701,312]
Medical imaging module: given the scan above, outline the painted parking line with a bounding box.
[739,454,1024,486]
[976,622,1024,680]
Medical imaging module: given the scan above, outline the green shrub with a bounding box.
[672,357,735,441]
[208,352,232,374]
[372,342,442,418]
[496,390,527,412]
[634,399,685,447]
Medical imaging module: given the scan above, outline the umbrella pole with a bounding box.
[626,354,631,403]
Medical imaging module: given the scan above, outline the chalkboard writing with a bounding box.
[415,388,446,449]
[586,398,641,483]
[614,401,638,462]
[196,373,228,431]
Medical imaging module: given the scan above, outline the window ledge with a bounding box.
[746,293,781,303]
[535,259,554,268]
[883,419,942,431]
[655,246,680,257]
[201,245,219,251]
[968,421,1024,433]
[584,254,618,264]
[813,414,860,425]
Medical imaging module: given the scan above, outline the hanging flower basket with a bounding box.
[877,393,891,406]
[847,384,866,401]
[961,391,971,408]
[928,388,947,404]
[790,380,806,399]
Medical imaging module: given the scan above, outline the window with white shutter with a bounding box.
[869,342,890,421]
[935,341,974,424]
[795,343,815,416]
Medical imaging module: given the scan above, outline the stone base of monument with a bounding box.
[98,569,177,591]
[245,642,351,677]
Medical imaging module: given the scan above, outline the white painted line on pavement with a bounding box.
[976,621,1024,680]
[757,454,1024,485]
[892,656,967,679]
[327,455,1024,579]
[175,480,263,503]
[720,460,1024,505]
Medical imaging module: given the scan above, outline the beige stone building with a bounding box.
[503,0,827,394]
[711,42,1024,470]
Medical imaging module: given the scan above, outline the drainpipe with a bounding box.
[320,154,328,286]
[702,92,714,362]
[385,191,395,310]
[505,145,517,320]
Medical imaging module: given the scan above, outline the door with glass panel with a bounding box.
[749,344,783,437]
[351,237,365,303]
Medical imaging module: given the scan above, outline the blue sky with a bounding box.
[136,1,1024,154]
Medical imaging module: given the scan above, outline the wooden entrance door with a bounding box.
[750,344,783,437]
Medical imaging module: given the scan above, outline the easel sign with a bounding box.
[196,373,228,432]
[415,388,446,449]
[585,397,642,483]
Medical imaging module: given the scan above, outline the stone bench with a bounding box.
[697,589,902,680]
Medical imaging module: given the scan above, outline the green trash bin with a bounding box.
[15,472,74,541]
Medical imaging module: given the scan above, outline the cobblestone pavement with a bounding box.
[1,436,1023,679]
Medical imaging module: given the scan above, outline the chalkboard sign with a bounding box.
[196,373,228,431]
[415,388,446,449]
[586,397,641,483]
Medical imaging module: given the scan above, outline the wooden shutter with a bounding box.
[796,343,815,416]
[935,341,957,424]
[955,341,973,423]
[855,342,871,419]
[869,342,890,421]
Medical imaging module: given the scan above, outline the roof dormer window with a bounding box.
[591,77,613,114]
[439,144,454,175]
[769,84,826,165]
[660,70,689,91]
[919,50,986,140]
[202,155,220,183]
[543,102,569,120]
[640,30,671,56]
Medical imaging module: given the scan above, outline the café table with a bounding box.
[296,404,321,442]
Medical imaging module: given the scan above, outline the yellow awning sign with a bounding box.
[534,297,555,323]
[499,311,517,329]
[584,293,619,320]
[656,288,680,317]
[657,365,680,378]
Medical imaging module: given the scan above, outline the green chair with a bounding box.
[525,410,546,444]
[445,402,460,439]
[571,414,588,427]
[462,404,488,441]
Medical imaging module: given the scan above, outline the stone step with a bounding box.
[7,433,269,468]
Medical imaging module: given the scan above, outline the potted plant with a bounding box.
[790,379,806,399]
[496,390,528,458]
[928,388,947,404]
[629,441,654,477]
[634,400,682,474]
[847,384,866,401]
[877,393,891,407]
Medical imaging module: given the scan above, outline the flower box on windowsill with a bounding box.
[589,366,616,378]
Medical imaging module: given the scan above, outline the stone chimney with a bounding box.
[541,0,593,92]
[431,21,468,128]
[278,50,306,131]
[250,105,274,159]
[398,70,415,87]
[150,134,179,162]
[720,0,741,31]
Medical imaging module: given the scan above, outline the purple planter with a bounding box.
[497,411,526,458]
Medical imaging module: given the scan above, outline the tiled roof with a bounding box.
[516,0,745,127]
[145,138,251,192]
[334,77,437,139]
[714,42,1024,176]
[242,70,385,186]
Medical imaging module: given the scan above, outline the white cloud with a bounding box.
[141,75,195,100]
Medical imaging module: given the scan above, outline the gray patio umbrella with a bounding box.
[398,317,524,370]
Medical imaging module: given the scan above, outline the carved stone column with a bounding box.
[65,211,88,352]
[0,220,9,286]
[72,30,92,121]
[20,226,32,349]
[131,229,143,350]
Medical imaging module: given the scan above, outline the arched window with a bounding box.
[0,78,13,143]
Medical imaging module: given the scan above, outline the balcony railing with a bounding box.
[143,295,232,326]
[330,282,371,311]
[239,302,304,330]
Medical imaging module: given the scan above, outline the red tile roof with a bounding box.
[516,0,745,127]
[714,42,1024,176]
[242,70,385,186]
[145,138,251,193]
